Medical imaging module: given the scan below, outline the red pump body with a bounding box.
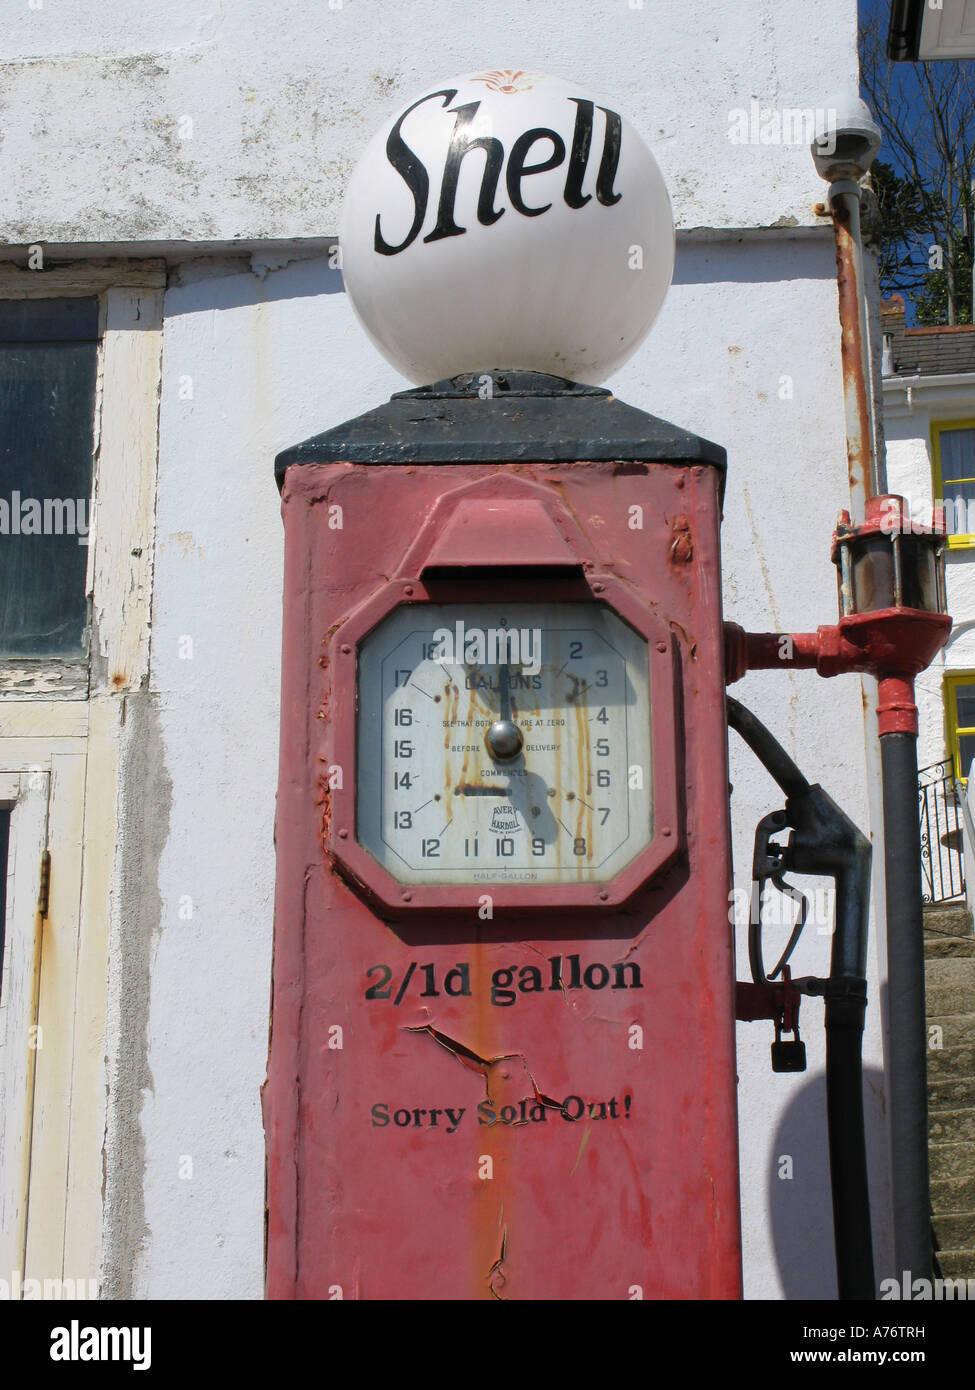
[264,379,742,1300]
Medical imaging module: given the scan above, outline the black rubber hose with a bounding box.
[726,697,811,800]
[728,697,875,1299]
[880,732,933,1284]
[825,989,874,1298]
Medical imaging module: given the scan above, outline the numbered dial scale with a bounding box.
[355,602,655,886]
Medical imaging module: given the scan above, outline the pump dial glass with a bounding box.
[355,602,653,885]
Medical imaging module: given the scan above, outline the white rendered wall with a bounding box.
[0,0,856,243]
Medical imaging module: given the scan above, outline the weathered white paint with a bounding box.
[64,699,121,1283]
[0,739,88,770]
[0,0,857,245]
[89,286,165,694]
[23,751,86,1283]
[0,704,89,739]
[0,271,165,1290]
[0,771,48,1282]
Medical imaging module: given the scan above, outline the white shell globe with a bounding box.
[339,69,674,386]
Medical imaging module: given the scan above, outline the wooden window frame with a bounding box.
[0,262,164,1293]
[0,767,48,1284]
[931,419,975,550]
[944,670,975,783]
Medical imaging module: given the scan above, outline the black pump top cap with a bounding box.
[274,370,727,492]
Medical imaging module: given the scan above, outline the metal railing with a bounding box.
[919,759,967,904]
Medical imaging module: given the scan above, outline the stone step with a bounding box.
[923,1045,968,1078]
[925,959,975,1017]
[924,903,974,938]
[926,1015,975,1078]
[925,936,975,960]
[928,1014,975,1045]
[933,1250,975,1281]
[929,1075,975,1109]
[932,1211,975,1248]
[930,1109,975,1144]
[930,1141,975,1181]
[928,1044,975,1080]
[931,1175,975,1211]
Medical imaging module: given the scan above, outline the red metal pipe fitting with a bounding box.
[724,613,951,736]
[724,495,951,737]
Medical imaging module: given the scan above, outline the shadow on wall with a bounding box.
[164,252,344,316]
[159,231,839,321]
[768,1066,888,1300]
[671,235,837,287]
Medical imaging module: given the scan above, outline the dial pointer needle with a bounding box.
[499,662,511,722]
[485,662,524,761]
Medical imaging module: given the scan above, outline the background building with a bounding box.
[882,294,975,787]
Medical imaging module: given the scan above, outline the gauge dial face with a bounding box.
[356,602,653,886]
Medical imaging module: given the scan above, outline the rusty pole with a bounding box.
[826,161,934,1288]
[830,179,886,501]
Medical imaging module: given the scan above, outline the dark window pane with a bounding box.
[942,485,975,536]
[0,298,98,342]
[939,428,975,483]
[955,684,975,729]
[0,299,98,657]
[958,734,975,781]
[0,807,8,1007]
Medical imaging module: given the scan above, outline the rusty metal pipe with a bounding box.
[828,175,932,1284]
[830,179,886,502]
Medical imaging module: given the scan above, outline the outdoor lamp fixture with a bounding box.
[887,0,975,61]
[835,496,948,630]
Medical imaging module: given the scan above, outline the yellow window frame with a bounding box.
[931,419,975,549]
[945,671,975,782]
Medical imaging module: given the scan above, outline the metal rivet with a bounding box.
[599,890,609,901]
[592,582,604,593]
[404,585,414,596]
[656,642,667,653]
[662,827,672,837]
[338,828,348,839]
[341,644,351,654]
[402,891,412,902]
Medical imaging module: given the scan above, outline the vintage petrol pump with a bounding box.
[266,372,741,1299]
[263,72,950,1300]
